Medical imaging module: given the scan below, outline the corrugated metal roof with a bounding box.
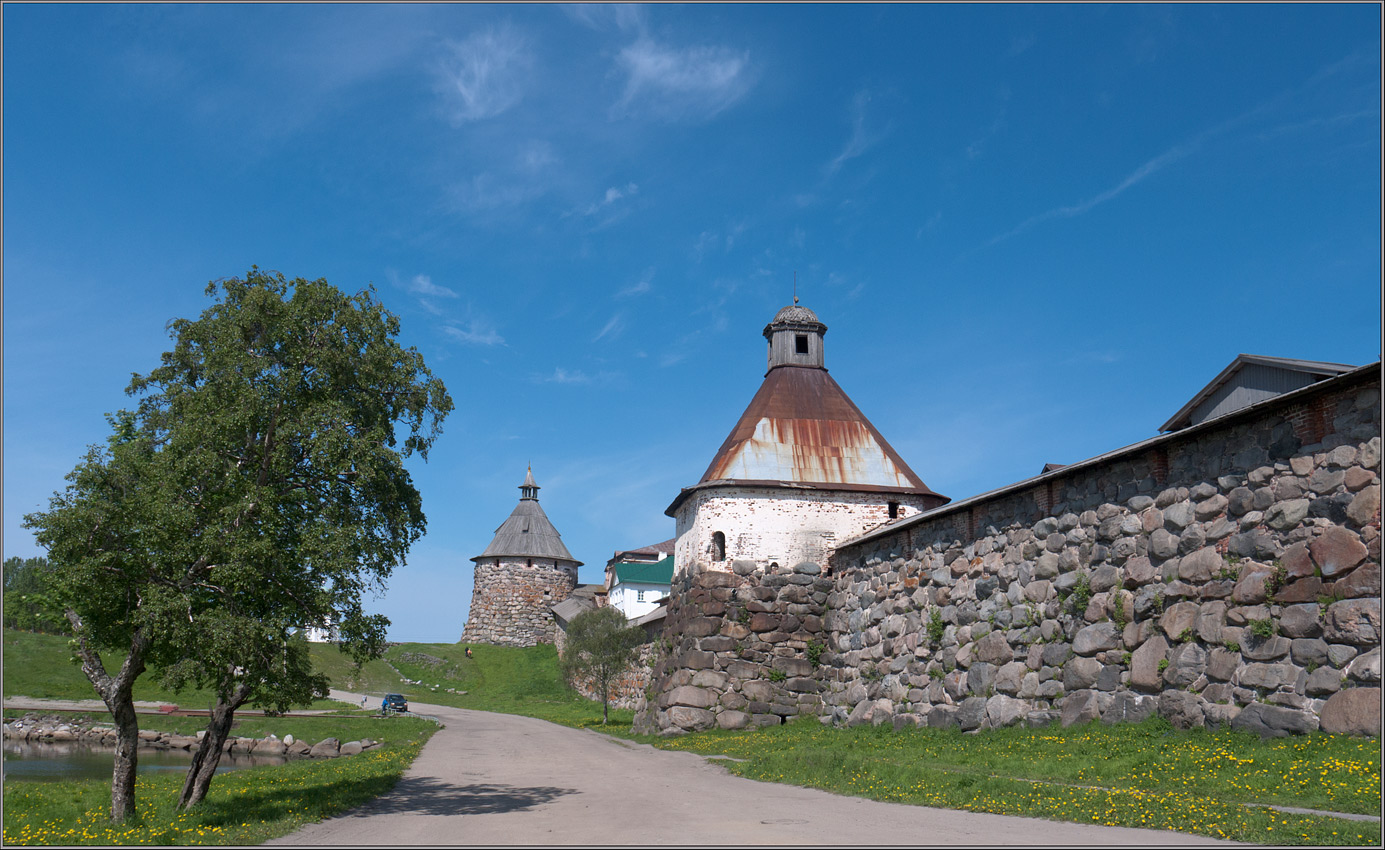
[696,366,945,494]
[472,471,582,565]
[607,538,677,566]
[551,595,595,623]
[613,556,674,585]
[1160,354,1356,432]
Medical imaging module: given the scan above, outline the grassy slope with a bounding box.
[356,641,633,728]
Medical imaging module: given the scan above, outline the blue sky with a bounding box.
[4,4,1381,643]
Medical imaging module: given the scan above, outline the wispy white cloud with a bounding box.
[443,319,505,346]
[613,38,753,121]
[988,52,1373,247]
[437,26,531,124]
[448,170,546,213]
[570,182,639,217]
[405,274,458,299]
[617,268,654,297]
[563,3,646,33]
[535,366,619,385]
[1007,33,1036,57]
[546,367,593,384]
[826,90,880,175]
[1258,108,1378,140]
[986,140,1197,246]
[593,313,625,341]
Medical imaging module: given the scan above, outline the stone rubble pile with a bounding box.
[2,714,381,758]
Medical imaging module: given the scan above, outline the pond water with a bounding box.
[2,740,289,782]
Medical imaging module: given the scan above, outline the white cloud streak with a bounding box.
[827,90,878,175]
[405,274,458,299]
[613,38,752,121]
[593,313,625,341]
[617,268,654,297]
[443,319,505,346]
[988,52,1372,247]
[437,26,531,124]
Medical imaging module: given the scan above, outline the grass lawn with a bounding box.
[650,717,1381,846]
[7,629,1379,845]
[2,714,436,846]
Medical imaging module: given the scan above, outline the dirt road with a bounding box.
[269,693,1236,846]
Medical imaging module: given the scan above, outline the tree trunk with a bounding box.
[178,679,253,810]
[601,665,609,725]
[108,697,142,823]
[67,611,149,823]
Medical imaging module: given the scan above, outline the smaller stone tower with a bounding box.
[460,468,582,647]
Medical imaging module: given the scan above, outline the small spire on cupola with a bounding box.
[519,466,540,500]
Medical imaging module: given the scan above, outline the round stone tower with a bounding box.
[460,468,582,647]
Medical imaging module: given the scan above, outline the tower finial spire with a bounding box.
[520,465,539,499]
[793,271,798,304]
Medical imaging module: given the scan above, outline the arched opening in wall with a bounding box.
[711,531,726,562]
[888,501,899,520]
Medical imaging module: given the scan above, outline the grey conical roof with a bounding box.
[472,471,582,565]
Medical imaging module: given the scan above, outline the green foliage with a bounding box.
[1110,589,1129,632]
[861,663,883,682]
[926,609,945,646]
[1178,627,1194,644]
[1248,619,1278,639]
[1225,640,1241,654]
[1266,563,1288,599]
[20,269,452,816]
[767,668,788,683]
[1068,574,1092,615]
[1154,590,1166,614]
[806,640,825,669]
[1157,658,1170,672]
[1121,651,1133,666]
[559,607,644,724]
[2,557,67,634]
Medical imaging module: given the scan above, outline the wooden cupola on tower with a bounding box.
[667,300,948,576]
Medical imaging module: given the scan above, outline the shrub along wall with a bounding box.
[824,368,1381,737]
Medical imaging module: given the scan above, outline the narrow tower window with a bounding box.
[888,501,900,519]
[795,334,809,354]
[711,531,726,562]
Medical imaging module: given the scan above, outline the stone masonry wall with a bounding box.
[632,562,831,734]
[823,371,1381,737]
[637,369,1381,736]
[569,643,657,711]
[460,557,578,647]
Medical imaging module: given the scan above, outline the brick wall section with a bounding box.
[460,558,578,647]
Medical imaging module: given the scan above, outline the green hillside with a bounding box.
[4,630,623,727]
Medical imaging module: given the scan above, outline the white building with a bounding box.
[607,555,673,619]
[666,301,949,576]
